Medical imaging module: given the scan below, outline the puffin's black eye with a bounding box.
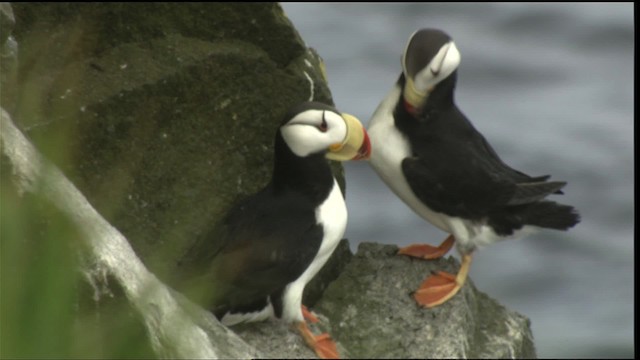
[319,112,328,132]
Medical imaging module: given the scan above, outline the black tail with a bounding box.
[508,181,567,205]
[521,200,581,230]
[529,175,564,195]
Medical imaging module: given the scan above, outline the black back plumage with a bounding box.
[177,117,335,319]
[395,73,580,235]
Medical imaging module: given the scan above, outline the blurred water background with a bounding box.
[283,3,634,358]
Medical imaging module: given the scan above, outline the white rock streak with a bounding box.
[0,108,255,359]
[303,71,314,101]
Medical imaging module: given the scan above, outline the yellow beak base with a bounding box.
[326,113,371,161]
[403,76,427,109]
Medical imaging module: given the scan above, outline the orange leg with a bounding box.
[302,304,319,323]
[413,253,473,308]
[397,234,455,260]
[296,321,340,359]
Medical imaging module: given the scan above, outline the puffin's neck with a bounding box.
[394,73,458,137]
[425,71,457,109]
[398,72,458,116]
[272,132,334,204]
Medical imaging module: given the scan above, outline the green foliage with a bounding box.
[1,165,79,358]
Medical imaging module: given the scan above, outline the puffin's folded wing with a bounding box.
[401,156,515,219]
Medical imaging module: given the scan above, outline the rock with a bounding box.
[2,107,261,359]
[0,2,18,113]
[0,3,14,45]
[232,319,326,359]
[316,242,537,358]
[8,2,340,282]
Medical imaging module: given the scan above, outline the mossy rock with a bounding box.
[9,3,343,283]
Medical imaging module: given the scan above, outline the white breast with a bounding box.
[280,178,347,322]
[368,85,453,233]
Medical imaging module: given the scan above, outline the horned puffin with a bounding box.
[178,102,371,359]
[367,28,580,308]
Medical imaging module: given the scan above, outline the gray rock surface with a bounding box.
[233,317,334,359]
[316,242,537,358]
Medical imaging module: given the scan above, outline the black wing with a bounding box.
[402,107,565,219]
[177,186,323,311]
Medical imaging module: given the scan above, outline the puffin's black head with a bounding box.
[279,101,371,161]
[401,28,461,111]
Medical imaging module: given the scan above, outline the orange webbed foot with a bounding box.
[412,253,473,308]
[302,304,319,323]
[397,234,455,260]
[413,271,461,308]
[296,321,340,359]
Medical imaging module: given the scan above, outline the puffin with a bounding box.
[367,28,580,308]
[178,101,371,358]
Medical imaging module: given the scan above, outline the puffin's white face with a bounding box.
[281,109,371,161]
[408,41,460,93]
[402,29,461,108]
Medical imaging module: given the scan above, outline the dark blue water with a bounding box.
[283,3,634,358]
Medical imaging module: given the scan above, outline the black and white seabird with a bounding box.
[367,28,580,308]
[179,102,371,358]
